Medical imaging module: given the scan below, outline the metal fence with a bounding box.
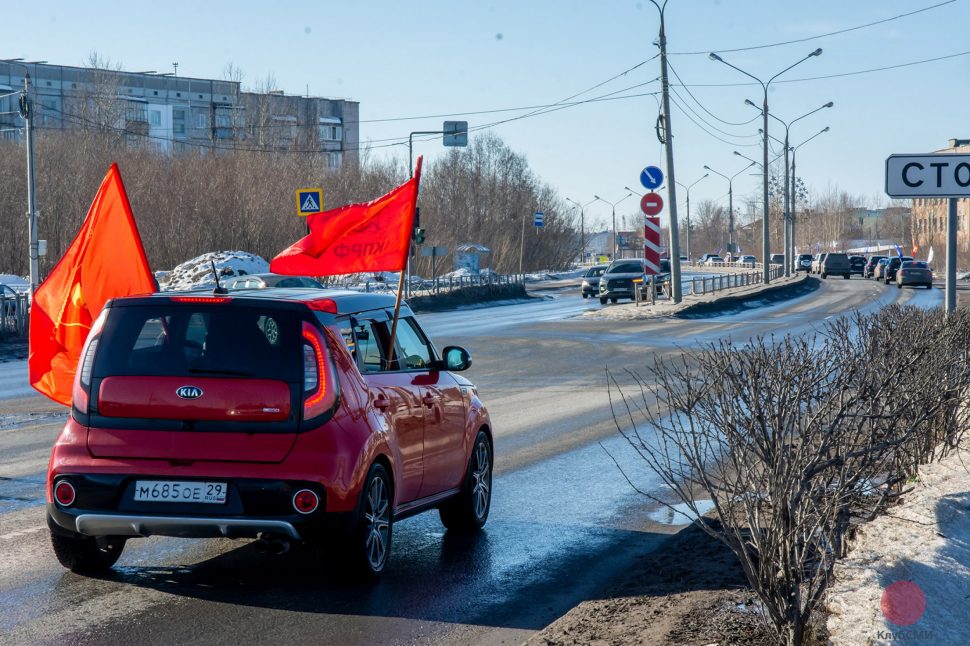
[349,273,527,298]
[634,264,786,306]
[0,292,29,339]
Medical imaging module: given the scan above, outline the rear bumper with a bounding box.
[46,473,355,542]
[73,512,301,540]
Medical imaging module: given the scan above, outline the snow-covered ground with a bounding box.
[826,444,970,644]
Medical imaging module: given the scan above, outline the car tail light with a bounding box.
[292,489,319,514]
[72,309,108,414]
[54,480,76,507]
[306,298,338,314]
[301,321,337,420]
[170,296,232,304]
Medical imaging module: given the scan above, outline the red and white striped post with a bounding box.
[644,216,662,275]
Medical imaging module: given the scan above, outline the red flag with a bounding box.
[271,157,423,276]
[29,163,154,406]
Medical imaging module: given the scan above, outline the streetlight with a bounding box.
[594,193,633,259]
[710,47,823,283]
[674,174,708,262]
[764,101,833,276]
[791,126,830,258]
[704,162,754,260]
[566,197,597,264]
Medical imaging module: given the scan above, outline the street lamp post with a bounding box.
[674,174,708,261]
[790,126,830,258]
[709,48,822,283]
[566,197,597,264]
[594,193,633,259]
[762,102,833,276]
[704,162,754,259]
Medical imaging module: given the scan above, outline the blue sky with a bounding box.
[4,0,968,230]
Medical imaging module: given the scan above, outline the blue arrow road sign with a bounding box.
[640,166,664,190]
[533,210,545,227]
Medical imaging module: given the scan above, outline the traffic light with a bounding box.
[413,227,425,244]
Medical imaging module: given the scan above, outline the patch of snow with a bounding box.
[826,445,970,645]
[160,251,269,292]
[648,499,716,525]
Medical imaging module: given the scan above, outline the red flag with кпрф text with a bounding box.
[271,157,423,276]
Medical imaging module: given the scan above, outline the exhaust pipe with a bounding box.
[270,538,291,555]
[254,538,271,554]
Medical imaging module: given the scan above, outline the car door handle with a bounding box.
[422,394,438,407]
[374,396,390,410]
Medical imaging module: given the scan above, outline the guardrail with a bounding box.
[0,292,29,339]
[347,273,527,298]
[634,265,786,306]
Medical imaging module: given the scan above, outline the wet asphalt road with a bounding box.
[0,276,942,645]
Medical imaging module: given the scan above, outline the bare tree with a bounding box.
[607,306,970,645]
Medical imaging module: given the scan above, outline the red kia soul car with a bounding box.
[46,288,492,577]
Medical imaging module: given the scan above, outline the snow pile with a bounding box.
[826,445,970,644]
[160,251,269,292]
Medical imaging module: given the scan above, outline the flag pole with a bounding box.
[385,156,422,369]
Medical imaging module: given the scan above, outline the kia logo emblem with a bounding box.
[176,386,203,400]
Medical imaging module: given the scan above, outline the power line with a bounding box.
[672,49,970,87]
[669,0,956,55]
[667,93,761,149]
[358,55,659,124]
[37,86,661,155]
[666,60,759,127]
[668,85,761,139]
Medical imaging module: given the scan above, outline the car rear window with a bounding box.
[94,304,300,381]
[903,261,928,269]
[826,253,848,261]
[609,262,643,273]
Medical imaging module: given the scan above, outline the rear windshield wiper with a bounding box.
[188,367,255,377]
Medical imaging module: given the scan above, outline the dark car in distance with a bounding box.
[883,256,914,284]
[864,255,887,279]
[849,256,867,275]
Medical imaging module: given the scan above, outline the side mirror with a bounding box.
[442,346,472,372]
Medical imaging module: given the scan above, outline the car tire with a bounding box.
[927,283,933,290]
[581,292,589,299]
[821,272,827,279]
[897,282,902,289]
[349,463,393,577]
[50,530,126,574]
[610,298,618,304]
[439,430,492,532]
[599,297,607,305]
[844,274,850,280]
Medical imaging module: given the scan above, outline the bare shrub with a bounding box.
[607,306,970,646]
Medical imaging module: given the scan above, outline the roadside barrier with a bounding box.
[0,292,29,339]
[361,273,527,298]
[634,264,785,306]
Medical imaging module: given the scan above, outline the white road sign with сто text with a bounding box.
[885,154,970,198]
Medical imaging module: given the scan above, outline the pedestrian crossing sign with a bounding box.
[296,188,324,216]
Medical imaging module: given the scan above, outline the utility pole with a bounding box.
[519,211,525,274]
[651,0,683,302]
[19,73,39,298]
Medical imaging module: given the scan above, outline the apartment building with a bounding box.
[0,59,359,167]
[911,138,970,257]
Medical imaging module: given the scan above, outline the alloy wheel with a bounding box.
[472,439,491,520]
[363,475,390,570]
